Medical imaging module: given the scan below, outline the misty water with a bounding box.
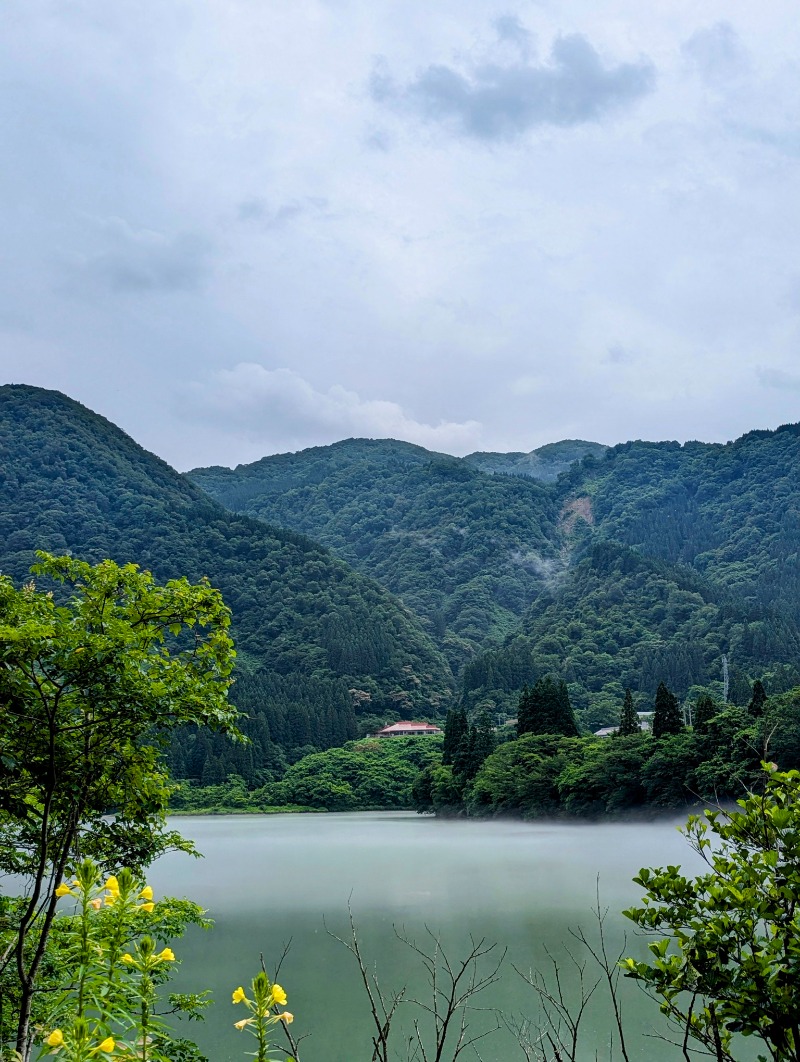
[150,812,705,1062]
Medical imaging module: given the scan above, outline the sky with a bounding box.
[2,1,799,470]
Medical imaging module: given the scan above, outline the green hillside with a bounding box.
[559,428,800,625]
[0,386,454,782]
[188,438,562,669]
[461,539,800,731]
[190,424,800,735]
[463,439,608,480]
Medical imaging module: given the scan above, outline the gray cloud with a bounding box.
[2,1,800,473]
[757,367,800,392]
[236,196,333,230]
[75,219,212,294]
[606,344,636,365]
[682,22,749,82]
[493,15,532,56]
[371,31,656,140]
[185,363,483,454]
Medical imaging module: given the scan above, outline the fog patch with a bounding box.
[510,549,566,590]
[183,363,483,453]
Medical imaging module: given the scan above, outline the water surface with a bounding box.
[150,812,703,1062]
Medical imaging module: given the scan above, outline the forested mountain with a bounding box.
[189,438,562,668]
[5,382,799,790]
[0,386,453,782]
[560,429,800,626]
[191,424,800,733]
[460,538,800,730]
[463,439,607,480]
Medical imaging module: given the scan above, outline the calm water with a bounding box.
[149,812,704,1062]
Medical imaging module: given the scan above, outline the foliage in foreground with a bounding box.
[624,765,800,1062]
[1,859,296,1062]
[0,554,238,1059]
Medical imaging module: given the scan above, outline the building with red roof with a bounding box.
[373,720,443,737]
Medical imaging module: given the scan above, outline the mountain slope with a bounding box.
[188,438,562,668]
[191,423,800,732]
[461,538,800,730]
[0,386,454,776]
[464,439,608,480]
[558,427,800,626]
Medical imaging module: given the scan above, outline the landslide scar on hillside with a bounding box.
[560,496,594,536]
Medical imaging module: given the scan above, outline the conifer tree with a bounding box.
[516,684,534,736]
[617,688,641,736]
[442,706,468,765]
[747,679,768,718]
[517,676,579,738]
[652,681,682,738]
[693,693,717,734]
[464,710,496,779]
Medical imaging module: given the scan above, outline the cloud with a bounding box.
[682,22,749,82]
[757,367,800,392]
[236,197,329,229]
[74,218,212,294]
[493,15,532,57]
[185,363,482,454]
[606,344,636,365]
[370,31,655,141]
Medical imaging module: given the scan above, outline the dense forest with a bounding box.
[189,438,565,669]
[0,386,453,782]
[191,423,800,735]
[5,384,800,813]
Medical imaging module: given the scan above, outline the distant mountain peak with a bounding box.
[464,440,608,481]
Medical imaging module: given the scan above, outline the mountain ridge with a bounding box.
[0,384,454,782]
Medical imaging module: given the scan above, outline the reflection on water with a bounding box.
[149,812,700,1062]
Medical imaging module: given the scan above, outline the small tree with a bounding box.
[442,707,468,766]
[652,682,682,739]
[453,710,496,782]
[748,678,768,718]
[0,553,239,1058]
[623,765,800,1061]
[616,688,641,736]
[693,693,717,735]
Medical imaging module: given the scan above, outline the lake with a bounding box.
[149,812,704,1062]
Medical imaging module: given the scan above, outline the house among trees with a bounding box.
[594,712,653,738]
[373,721,444,737]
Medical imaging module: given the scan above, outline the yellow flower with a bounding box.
[104,876,120,893]
[139,886,154,901]
[46,1029,64,1047]
[271,984,287,1006]
[233,1018,250,1030]
[55,884,74,898]
[279,1011,294,1024]
[93,1037,115,1054]
[121,953,135,964]
[232,986,246,1004]
[157,948,175,962]
[138,902,155,913]
[103,893,117,907]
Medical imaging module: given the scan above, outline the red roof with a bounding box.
[374,721,443,735]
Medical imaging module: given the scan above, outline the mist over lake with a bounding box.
[151,812,705,1062]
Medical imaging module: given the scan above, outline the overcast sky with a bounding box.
[2,1,799,469]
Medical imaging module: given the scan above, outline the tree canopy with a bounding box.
[0,552,239,1055]
[624,766,800,1061]
[517,676,579,738]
